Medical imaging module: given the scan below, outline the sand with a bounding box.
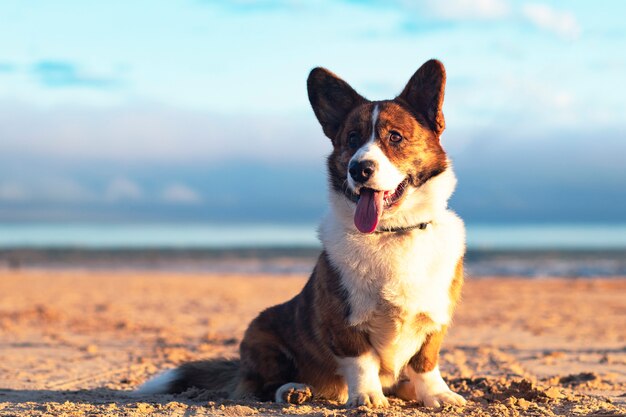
[0,270,625,416]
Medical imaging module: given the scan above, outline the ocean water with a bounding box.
[0,223,625,277]
[0,222,625,250]
[0,223,319,249]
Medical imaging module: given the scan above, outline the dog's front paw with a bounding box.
[415,388,466,408]
[275,383,313,404]
[410,366,467,408]
[346,391,390,408]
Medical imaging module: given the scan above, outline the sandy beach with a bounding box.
[0,270,624,416]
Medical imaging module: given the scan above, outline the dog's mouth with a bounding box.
[353,177,409,234]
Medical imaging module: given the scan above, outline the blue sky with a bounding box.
[0,0,625,223]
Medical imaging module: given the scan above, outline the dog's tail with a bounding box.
[135,358,240,395]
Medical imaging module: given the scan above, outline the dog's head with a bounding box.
[308,60,455,233]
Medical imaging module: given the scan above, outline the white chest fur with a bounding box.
[321,209,465,327]
[320,197,465,379]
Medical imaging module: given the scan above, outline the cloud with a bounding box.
[424,0,510,20]
[0,177,139,205]
[38,177,97,203]
[344,0,510,20]
[159,183,202,205]
[347,0,583,42]
[0,175,201,207]
[32,60,121,89]
[522,3,581,40]
[1,136,625,223]
[0,182,29,202]
[105,178,144,202]
[0,101,327,163]
[0,178,97,204]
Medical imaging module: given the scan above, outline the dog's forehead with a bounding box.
[344,101,421,133]
[376,101,421,130]
[344,102,376,127]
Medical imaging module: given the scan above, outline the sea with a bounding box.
[0,222,625,277]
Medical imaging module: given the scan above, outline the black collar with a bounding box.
[374,222,430,234]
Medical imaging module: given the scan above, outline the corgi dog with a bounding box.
[138,59,466,409]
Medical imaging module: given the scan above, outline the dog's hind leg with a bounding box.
[232,312,300,402]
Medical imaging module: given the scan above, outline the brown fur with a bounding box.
[233,252,364,401]
[172,359,240,394]
[307,68,366,141]
[409,329,446,374]
[449,258,465,316]
[397,59,447,135]
[373,102,448,188]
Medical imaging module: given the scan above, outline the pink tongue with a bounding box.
[354,188,384,233]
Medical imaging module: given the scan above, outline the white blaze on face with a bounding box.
[347,104,404,193]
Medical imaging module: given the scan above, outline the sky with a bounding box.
[0,0,625,223]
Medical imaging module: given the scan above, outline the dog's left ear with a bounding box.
[398,59,446,136]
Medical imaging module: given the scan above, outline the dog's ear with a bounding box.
[307,67,366,141]
[398,59,446,136]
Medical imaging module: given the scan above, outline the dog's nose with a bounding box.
[349,160,377,183]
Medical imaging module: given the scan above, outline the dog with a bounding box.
[137,59,466,409]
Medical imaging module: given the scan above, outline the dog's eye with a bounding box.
[348,132,360,149]
[389,131,403,143]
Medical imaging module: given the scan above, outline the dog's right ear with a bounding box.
[307,68,366,142]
